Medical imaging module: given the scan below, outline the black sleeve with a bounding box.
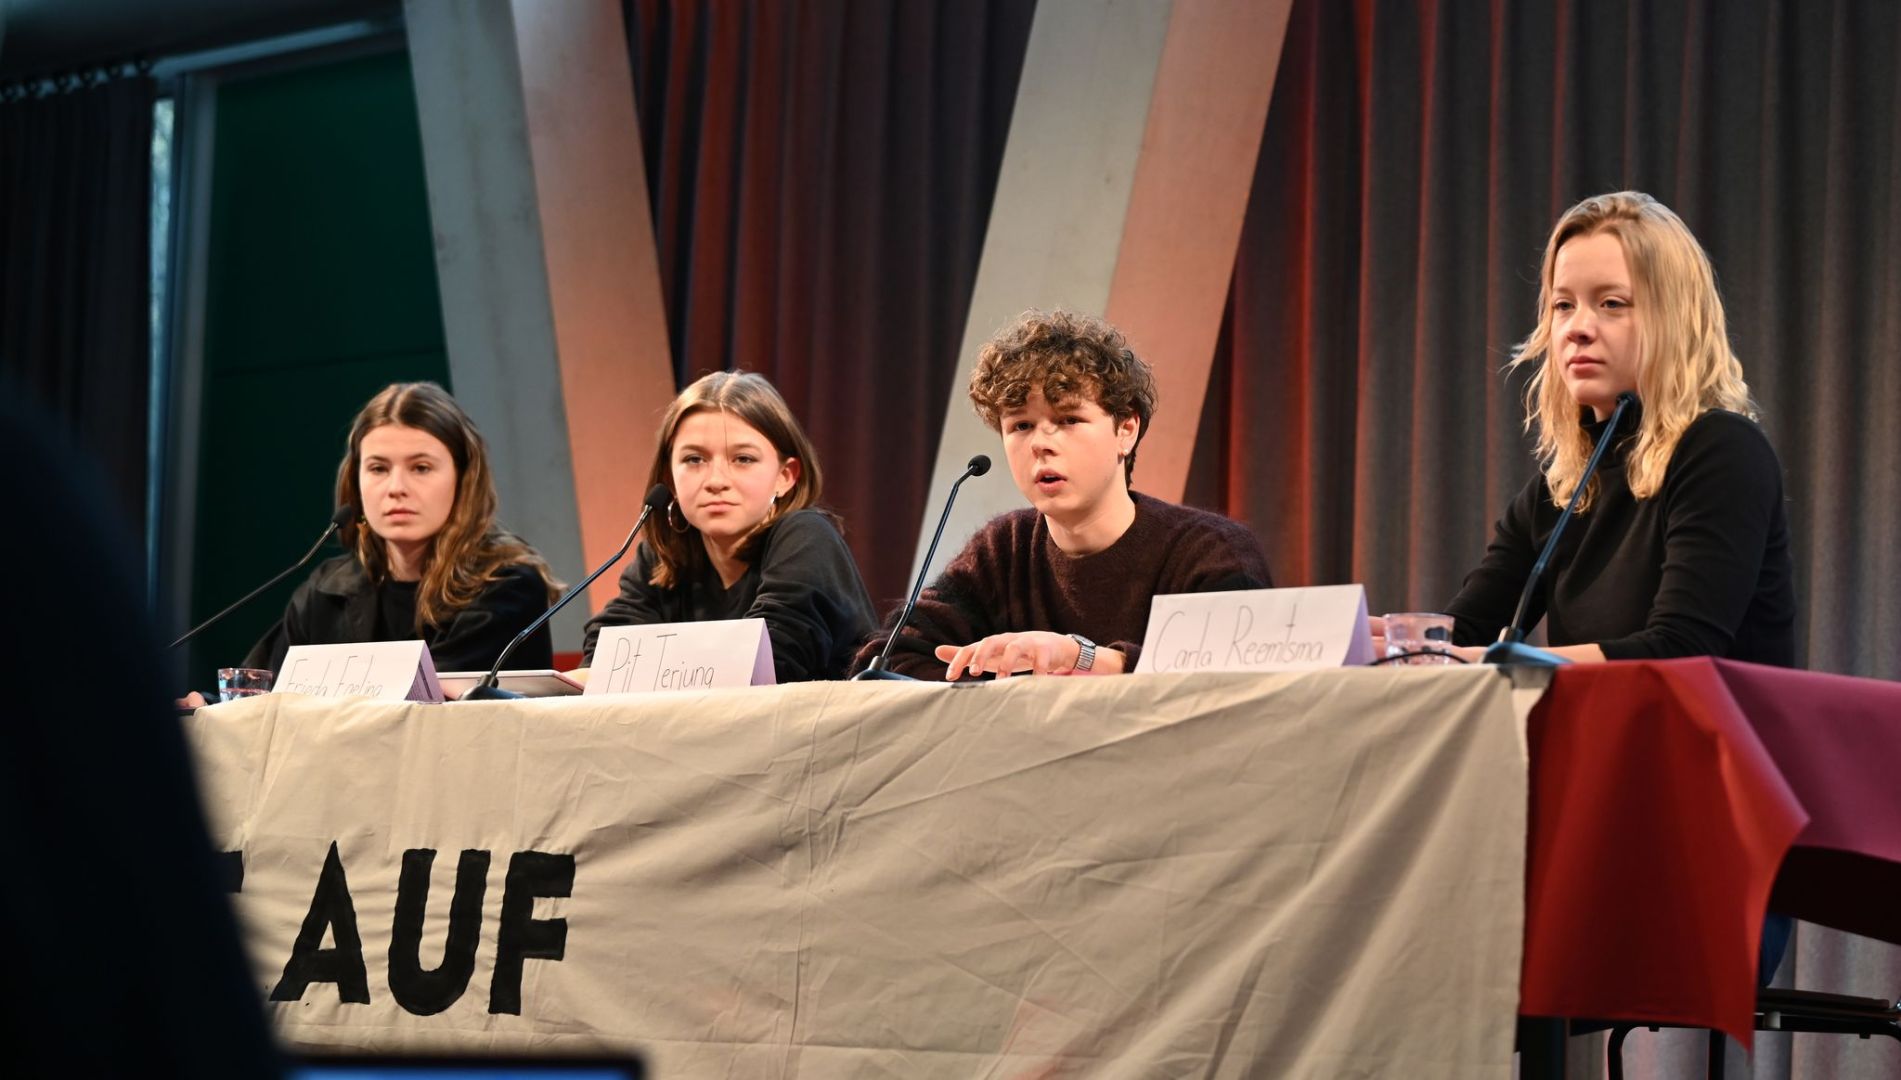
[1597,419,1784,660]
[1445,475,1547,648]
[851,532,1004,681]
[426,565,553,671]
[580,543,667,665]
[746,512,877,682]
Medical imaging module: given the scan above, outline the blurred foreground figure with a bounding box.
[0,387,281,1077]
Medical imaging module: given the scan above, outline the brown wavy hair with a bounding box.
[968,309,1158,483]
[335,382,562,629]
[644,371,826,589]
[1510,192,1757,509]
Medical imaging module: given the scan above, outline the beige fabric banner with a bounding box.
[187,667,1529,1078]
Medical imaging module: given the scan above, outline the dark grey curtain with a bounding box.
[1184,2,1901,1075]
[0,76,157,540]
[1190,0,1901,686]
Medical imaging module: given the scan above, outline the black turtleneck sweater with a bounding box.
[1446,408,1796,666]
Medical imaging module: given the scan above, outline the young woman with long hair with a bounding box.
[580,371,875,682]
[243,381,563,673]
[1433,191,1795,665]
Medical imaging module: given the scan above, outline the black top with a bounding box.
[582,509,876,682]
[1445,408,1797,666]
[243,556,554,673]
[376,579,420,641]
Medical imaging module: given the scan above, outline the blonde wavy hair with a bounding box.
[336,382,562,629]
[1510,191,1756,508]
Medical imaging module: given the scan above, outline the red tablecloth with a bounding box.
[1519,658,1901,1044]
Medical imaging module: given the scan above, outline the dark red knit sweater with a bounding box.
[855,491,1272,678]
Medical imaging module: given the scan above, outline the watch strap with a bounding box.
[1067,633,1096,673]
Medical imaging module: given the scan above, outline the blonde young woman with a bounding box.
[580,371,875,682]
[244,382,563,673]
[1435,191,1795,665]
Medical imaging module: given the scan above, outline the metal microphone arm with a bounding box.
[169,515,346,649]
[463,484,671,699]
[1483,392,1637,665]
[855,455,991,681]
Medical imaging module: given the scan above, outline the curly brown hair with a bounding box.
[336,382,563,629]
[968,309,1158,483]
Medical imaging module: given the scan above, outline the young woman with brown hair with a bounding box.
[580,370,875,682]
[243,381,562,673]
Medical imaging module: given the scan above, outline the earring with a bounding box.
[666,499,690,533]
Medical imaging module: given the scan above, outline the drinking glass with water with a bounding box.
[217,667,275,701]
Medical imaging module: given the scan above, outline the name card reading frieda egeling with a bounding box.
[585,618,776,696]
[1135,585,1374,674]
[274,640,444,702]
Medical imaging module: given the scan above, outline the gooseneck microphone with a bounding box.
[463,483,673,700]
[1483,391,1638,666]
[854,453,992,681]
[168,504,355,649]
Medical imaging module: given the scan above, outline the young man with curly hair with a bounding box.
[854,309,1272,680]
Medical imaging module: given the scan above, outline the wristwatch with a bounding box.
[1067,633,1097,673]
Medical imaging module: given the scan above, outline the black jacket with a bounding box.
[244,555,553,673]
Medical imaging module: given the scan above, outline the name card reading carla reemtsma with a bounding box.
[1136,585,1374,674]
[585,618,776,696]
[274,640,444,702]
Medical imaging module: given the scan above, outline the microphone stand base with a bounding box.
[1481,641,1572,667]
[851,668,919,682]
[460,685,527,700]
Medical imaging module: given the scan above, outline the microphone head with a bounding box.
[1616,391,1638,407]
[965,454,992,477]
[330,504,357,529]
[644,484,673,512]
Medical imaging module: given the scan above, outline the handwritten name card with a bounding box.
[1136,585,1374,674]
[275,640,443,702]
[586,618,776,697]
